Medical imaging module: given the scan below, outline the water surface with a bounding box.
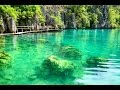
[0,29,120,85]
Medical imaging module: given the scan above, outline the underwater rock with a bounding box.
[86,56,107,65]
[2,75,13,80]
[38,39,49,44]
[59,46,82,59]
[0,36,5,48]
[40,55,75,77]
[28,74,37,80]
[0,51,12,69]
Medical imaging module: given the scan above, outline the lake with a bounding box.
[0,29,120,85]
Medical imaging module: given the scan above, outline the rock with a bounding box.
[0,51,12,69]
[59,46,82,59]
[7,17,17,33]
[0,16,5,33]
[40,55,75,77]
[64,13,76,29]
[0,36,5,48]
[86,56,107,65]
[28,74,37,80]
[3,75,13,80]
[38,39,49,43]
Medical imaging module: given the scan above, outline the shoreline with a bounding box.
[0,28,119,36]
[0,29,63,36]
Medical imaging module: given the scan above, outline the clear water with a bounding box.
[0,29,120,85]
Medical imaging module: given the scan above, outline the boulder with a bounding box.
[0,36,5,48]
[86,56,107,65]
[59,46,82,59]
[40,55,75,77]
[0,51,12,69]
[38,39,49,44]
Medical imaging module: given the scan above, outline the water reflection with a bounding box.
[0,36,5,51]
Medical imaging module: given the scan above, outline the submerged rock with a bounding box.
[59,46,82,59]
[0,36,5,48]
[38,39,49,44]
[2,75,13,80]
[28,74,37,80]
[40,55,75,77]
[86,56,107,65]
[0,51,12,69]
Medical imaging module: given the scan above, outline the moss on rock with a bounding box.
[38,39,49,44]
[40,55,75,77]
[0,51,12,69]
[59,46,82,59]
[86,56,107,65]
[0,36,5,48]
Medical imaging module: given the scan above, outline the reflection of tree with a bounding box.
[55,32,63,46]
[0,36,5,51]
[107,29,117,54]
[13,35,18,50]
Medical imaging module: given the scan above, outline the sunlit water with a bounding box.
[0,29,120,85]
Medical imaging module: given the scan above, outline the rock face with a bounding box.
[7,17,17,33]
[45,13,55,26]
[64,13,77,29]
[0,16,5,33]
[97,5,110,28]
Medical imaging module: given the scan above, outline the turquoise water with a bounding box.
[0,29,120,85]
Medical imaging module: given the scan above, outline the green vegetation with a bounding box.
[66,5,101,28]
[0,5,45,31]
[66,5,120,28]
[51,13,64,29]
[0,5,120,33]
[12,5,45,25]
[108,5,120,28]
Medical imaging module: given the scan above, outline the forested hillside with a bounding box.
[0,5,120,33]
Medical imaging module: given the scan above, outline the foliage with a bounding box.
[51,12,64,28]
[0,5,19,21]
[13,5,45,24]
[108,5,120,28]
